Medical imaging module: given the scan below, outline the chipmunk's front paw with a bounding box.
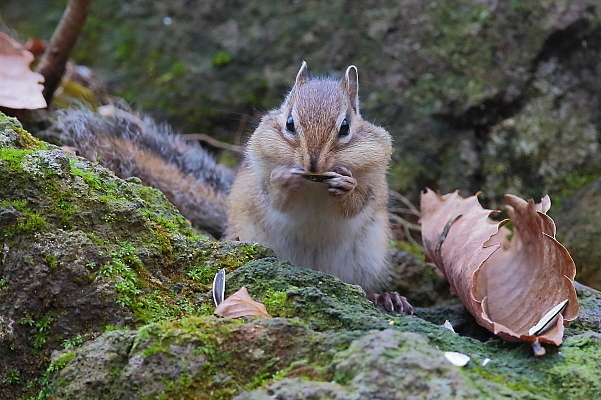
[327,166,357,196]
[270,166,305,191]
[368,292,414,314]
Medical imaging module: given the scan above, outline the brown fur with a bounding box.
[226,63,393,293]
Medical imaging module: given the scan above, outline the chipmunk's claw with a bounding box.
[368,292,414,314]
[327,166,356,196]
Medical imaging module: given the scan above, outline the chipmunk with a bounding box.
[48,62,412,313]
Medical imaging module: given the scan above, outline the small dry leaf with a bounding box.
[214,287,271,318]
[444,351,470,367]
[0,32,46,109]
[420,189,578,348]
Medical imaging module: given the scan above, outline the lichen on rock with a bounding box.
[0,113,271,398]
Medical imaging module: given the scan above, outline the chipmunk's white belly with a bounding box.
[256,185,389,292]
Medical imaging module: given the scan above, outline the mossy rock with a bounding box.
[0,113,272,398]
[48,262,601,400]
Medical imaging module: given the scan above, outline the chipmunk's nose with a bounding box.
[308,153,319,172]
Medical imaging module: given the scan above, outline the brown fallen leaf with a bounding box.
[420,189,578,348]
[0,32,46,109]
[214,287,272,318]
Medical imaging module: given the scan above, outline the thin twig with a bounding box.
[181,133,244,155]
[388,190,422,248]
[36,0,91,105]
[390,213,423,249]
[389,214,421,231]
[389,190,421,217]
[389,207,420,216]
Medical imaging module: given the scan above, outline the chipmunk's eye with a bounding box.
[339,118,350,137]
[286,116,295,133]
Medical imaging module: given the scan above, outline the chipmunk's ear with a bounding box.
[295,61,309,86]
[344,65,360,115]
[284,61,308,107]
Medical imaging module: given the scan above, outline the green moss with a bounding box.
[45,254,59,270]
[70,162,105,191]
[0,148,31,173]
[262,289,296,318]
[224,243,262,267]
[227,259,403,332]
[48,189,77,227]
[470,366,559,399]
[1,118,47,150]
[332,370,353,386]
[0,200,47,238]
[86,232,109,247]
[19,313,55,350]
[20,212,47,233]
[92,239,222,324]
[0,112,267,400]
[146,214,202,265]
[132,318,243,398]
[109,317,338,399]
[544,333,601,399]
[211,51,233,66]
[399,1,510,114]
[97,242,156,318]
[187,263,221,283]
[2,368,21,385]
[48,352,76,373]
[186,242,272,297]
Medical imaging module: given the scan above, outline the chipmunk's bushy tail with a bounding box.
[47,108,235,238]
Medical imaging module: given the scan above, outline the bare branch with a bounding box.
[389,190,421,217]
[36,0,91,105]
[181,133,244,155]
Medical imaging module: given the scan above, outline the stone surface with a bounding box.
[0,114,271,398]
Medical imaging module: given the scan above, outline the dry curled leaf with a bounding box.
[420,189,578,349]
[0,32,46,109]
[214,287,271,318]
